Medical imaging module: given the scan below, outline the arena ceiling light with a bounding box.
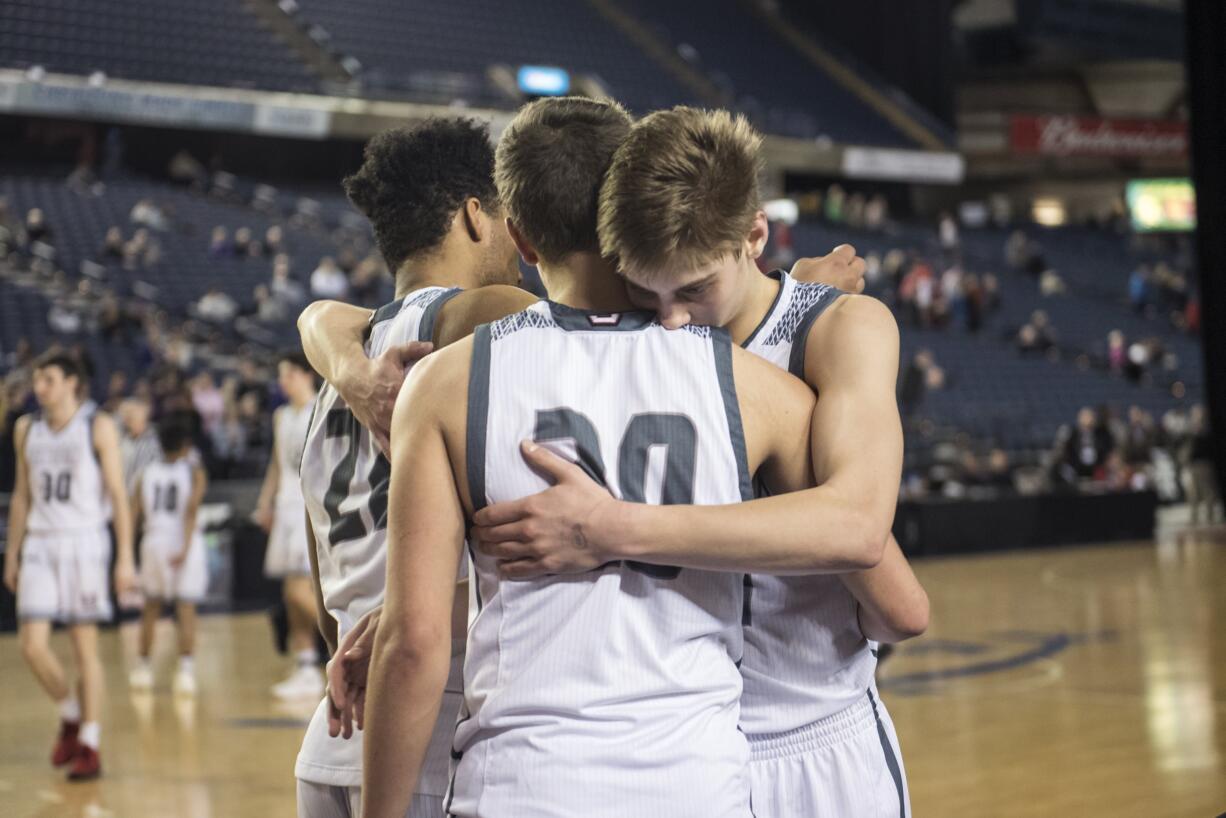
[517,66,570,97]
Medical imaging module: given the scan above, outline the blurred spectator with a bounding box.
[234,227,256,256]
[129,198,167,231]
[25,208,51,244]
[845,193,866,229]
[864,195,887,231]
[102,371,128,413]
[1056,407,1115,483]
[197,288,239,322]
[1121,406,1156,466]
[118,396,161,493]
[1005,230,1029,270]
[264,226,286,257]
[271,256,305,304]
[251,284,284,322]
[962,273,984,333]
[1128,264,1151,313]
[1107,330,1127,373]
[310,256,350,299]
[123,228,161,271]
[824,184,846,223]
[938,211,959,253]
[210,403,249,476]
[898,349,943,417]
[99,226,125,261]
[349,255,382,306]
[1181,405,1221,524]
[1017,310,1056,356]
[1039,268,1066,297]
[208,226,233,258]
[190,372,225,436]
[168,150,208,190]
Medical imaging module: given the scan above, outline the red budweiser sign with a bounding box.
[1011,115,1187,158]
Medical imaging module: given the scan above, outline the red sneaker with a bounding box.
[67,745,101,781]
[51,720,80,767]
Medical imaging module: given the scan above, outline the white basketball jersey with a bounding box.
[139,458,195,548]
[296,286,461,790]
[24,406,107,535]
[450,301,754,818]
[301,286,460,641]
[275,398,315,508]
[739,271,877,735]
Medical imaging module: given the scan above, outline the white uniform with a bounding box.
[264,397,316,578]
[17,406,113,624]
[450,302,754,818]
[297,287,465,818]
[740,271,910,817]
[138,458,207,601]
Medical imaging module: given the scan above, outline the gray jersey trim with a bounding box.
[369,296,406,327]
[466,323,492,513]
[711,327,754,501]
[740,270,787,349]
[417,287,463,342]
[786,287,844,378]
[546,301,657,332]
[867,687,908,817]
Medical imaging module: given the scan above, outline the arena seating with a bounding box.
[790,220,1202,454]
[290,0,701,112]
[614,0,920,145]
[0,0,319,92]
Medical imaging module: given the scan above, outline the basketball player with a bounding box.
[358,98,904,818]
[2,351,136,780]
[471,107,924,816]
[301,100,907,812]
[294,119,526,818]
[253,350,321,699]
[128,411,208,695]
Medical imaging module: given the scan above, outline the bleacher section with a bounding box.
[0,0,319,92]
[290,0,701,111]
[790,220,1201,454]
[616,0,919,145]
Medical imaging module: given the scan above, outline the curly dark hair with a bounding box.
[343,119,500,271]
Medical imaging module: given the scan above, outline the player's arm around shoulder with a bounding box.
[364,336,471,818]
[297,299,374,384]
[432,285,539,349]
[3,415,34,591]
[802,294,902,555]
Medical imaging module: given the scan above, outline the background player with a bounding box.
[2,351,135,781]
[294,119,524,818]
[128,411,208,696]
[253,350,321,699]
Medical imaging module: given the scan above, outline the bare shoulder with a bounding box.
[13,413,33,446]
[805,294,899,383]
[91,410,120,442]
[398,334,475,427]
[434,286,540,348]
[812,293,897,342]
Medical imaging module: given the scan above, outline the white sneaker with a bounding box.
[271,666,323,700]
[173,669,197,697]
[129,664,154,691]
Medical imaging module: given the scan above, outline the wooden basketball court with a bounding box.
[1,532,1223,818]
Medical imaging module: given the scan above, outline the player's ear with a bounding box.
[504,218,540,266]
[745,210,769,260]
[461,198,487,243]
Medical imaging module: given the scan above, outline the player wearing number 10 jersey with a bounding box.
[293,119,523,818]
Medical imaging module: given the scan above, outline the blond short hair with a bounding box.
[598,107,763,275]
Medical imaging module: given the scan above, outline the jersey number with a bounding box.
[153,483,179,512]
[41,471,72,503]
[322,408,390,547]
[533,409,696,580]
